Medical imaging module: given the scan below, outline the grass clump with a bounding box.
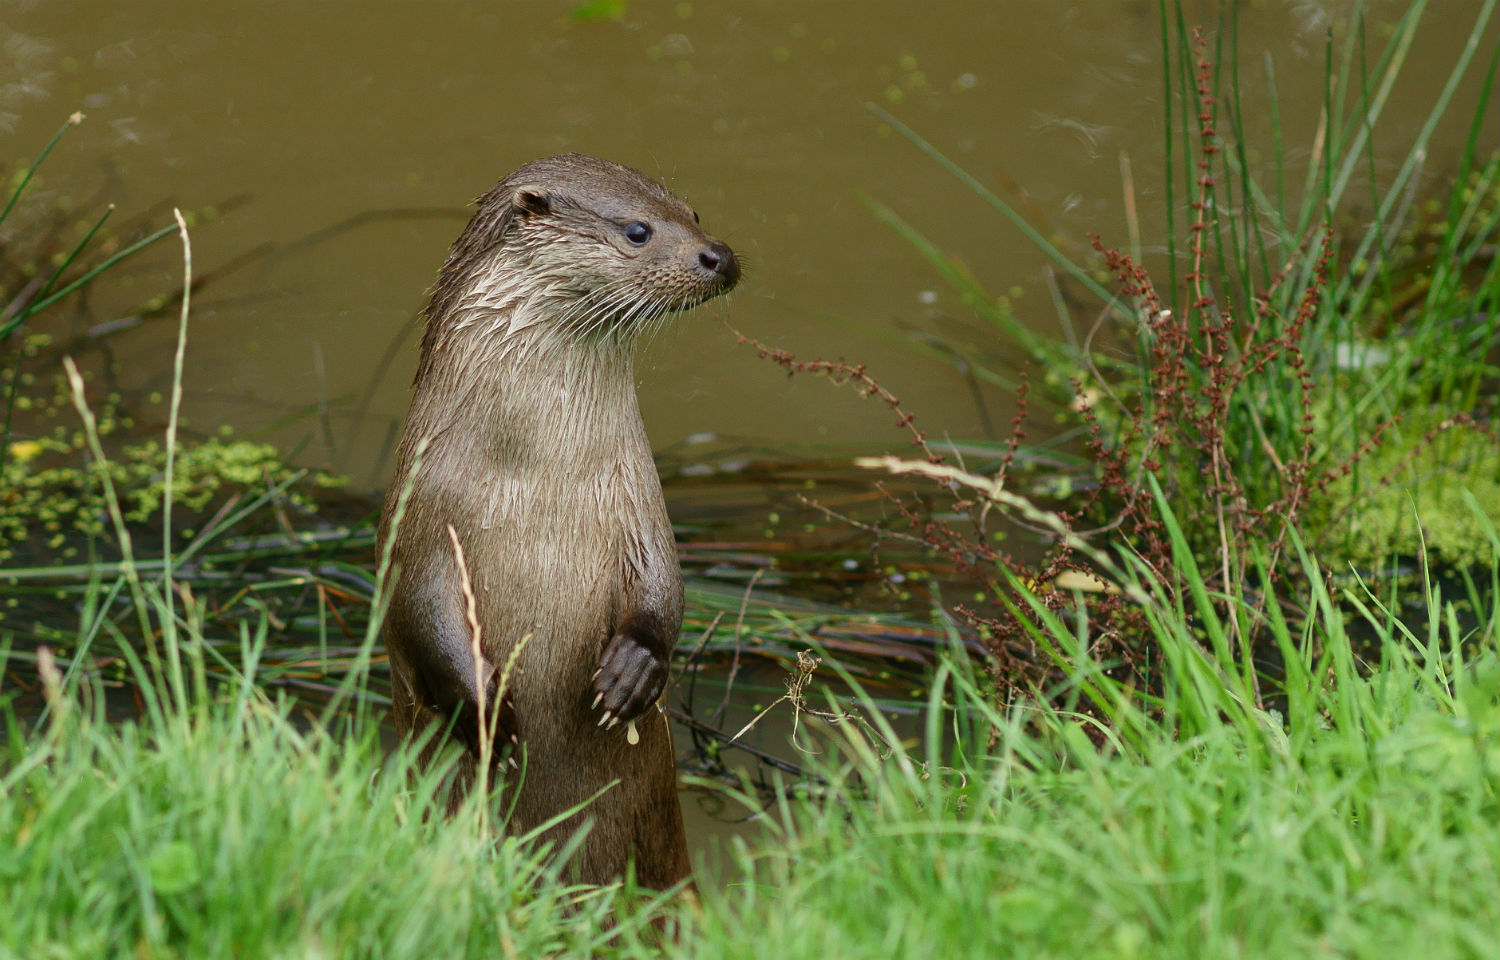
[4,473,1493,958]
[870,0,1499,548]
[0,656,646,958]
[672,504,1500,959]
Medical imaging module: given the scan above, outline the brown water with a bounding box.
[4,0,1495,487]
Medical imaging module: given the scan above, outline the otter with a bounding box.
[377,154,738,889]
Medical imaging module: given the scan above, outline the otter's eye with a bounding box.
[624,221,653,246]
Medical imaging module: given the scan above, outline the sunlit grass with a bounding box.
[673,507,1500,960]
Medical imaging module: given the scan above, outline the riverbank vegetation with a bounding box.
[5,497,1494,957]
[2,2,1498,957]
[843,1,1500,710]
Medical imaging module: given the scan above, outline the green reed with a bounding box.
[866,1,1500,570]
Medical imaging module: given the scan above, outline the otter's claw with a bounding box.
[459,670,522,774]
[592,630,668,726]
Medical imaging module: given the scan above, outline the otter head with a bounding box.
[424,154,739,358]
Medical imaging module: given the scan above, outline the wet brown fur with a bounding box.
[378,154,738,889]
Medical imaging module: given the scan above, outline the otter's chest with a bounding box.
[452,451,668,584]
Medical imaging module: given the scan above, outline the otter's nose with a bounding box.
[698,240,741,288]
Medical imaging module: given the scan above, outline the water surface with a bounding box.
[4,0,1493,484]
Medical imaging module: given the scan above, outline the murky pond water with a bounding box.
[5,1,1494,487]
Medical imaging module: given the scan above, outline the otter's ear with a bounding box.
[459,183,551,256]
[513,188,551,217]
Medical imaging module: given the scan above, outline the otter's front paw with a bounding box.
[482,688,522,771]
[592,632,667,728]
[454,683,521,771]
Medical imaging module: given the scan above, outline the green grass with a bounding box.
[0,669,657,958]
[676,509,1499,959]
[3,492,1494,958]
